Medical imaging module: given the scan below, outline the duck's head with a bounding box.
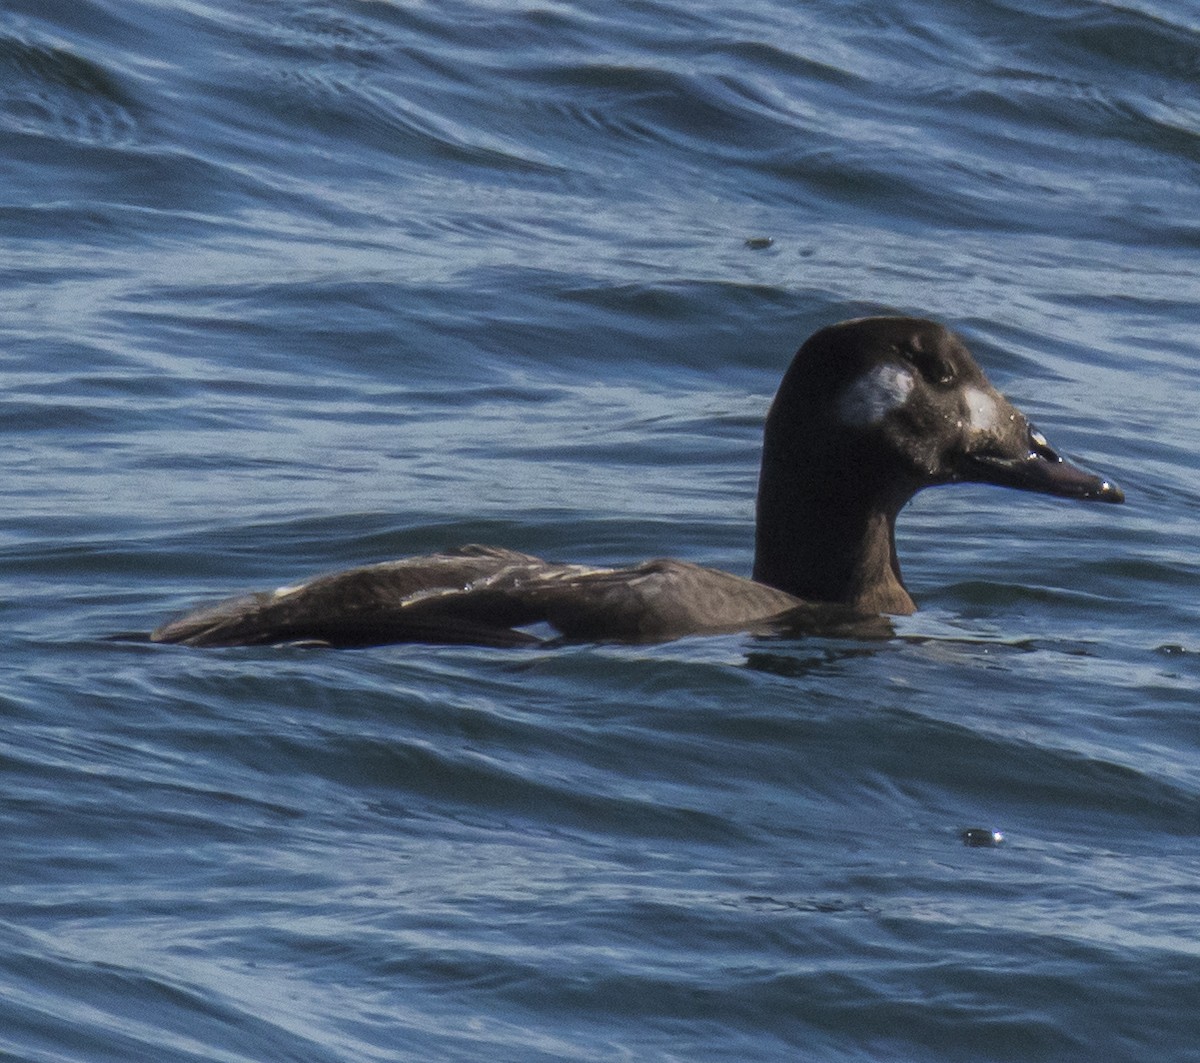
[766,316,1124,505]
[755,316,1123,612]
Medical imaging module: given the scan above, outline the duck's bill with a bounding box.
[958,425,1124,503]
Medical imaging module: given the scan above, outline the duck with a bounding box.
[150,316,1123,648]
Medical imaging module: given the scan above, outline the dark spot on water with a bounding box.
[961,827,1005,847]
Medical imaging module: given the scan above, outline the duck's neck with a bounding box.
[752,465,916,615]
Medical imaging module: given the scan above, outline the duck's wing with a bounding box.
[150,547,809,649]
[150,545,597,648]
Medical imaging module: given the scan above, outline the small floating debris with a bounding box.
[744,236,774,250]
[961,827,1005,848]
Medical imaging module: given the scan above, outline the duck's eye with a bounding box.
[928,359,956,386]
[896,344,955,387]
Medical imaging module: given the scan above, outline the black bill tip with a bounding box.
[1092,478,1125,504]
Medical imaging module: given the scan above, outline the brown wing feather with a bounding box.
[150,545,576,647]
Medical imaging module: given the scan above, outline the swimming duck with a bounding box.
[151,316,1123,648]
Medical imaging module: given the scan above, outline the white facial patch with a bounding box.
[963,386,1000,434]
[837,364,915,428]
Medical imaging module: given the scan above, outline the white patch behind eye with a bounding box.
[837,364,915,427]
[964,386,999,433]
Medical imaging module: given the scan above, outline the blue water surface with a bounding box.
[2,0,1199,1060]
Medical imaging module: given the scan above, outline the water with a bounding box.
[3,0,1199,1059]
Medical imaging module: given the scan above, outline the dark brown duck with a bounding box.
[151,317,1123,648]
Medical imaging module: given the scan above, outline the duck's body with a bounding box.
[151,317,1123,648]
[151,546,808,648]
